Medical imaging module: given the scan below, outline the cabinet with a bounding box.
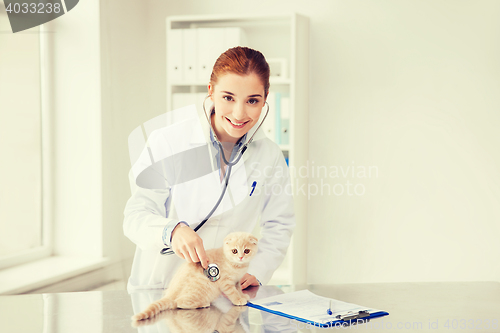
[166,13,309,285]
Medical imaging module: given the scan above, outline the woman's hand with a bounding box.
[171,223,209,269]
[240,273,260,289]
[241,284,260,299]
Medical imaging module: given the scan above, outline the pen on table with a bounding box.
[327,300,332,315]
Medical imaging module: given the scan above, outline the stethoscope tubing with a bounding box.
[159,162,233,255]
[159,96,269,256]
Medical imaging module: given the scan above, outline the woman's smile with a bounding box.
[225,116,250,128]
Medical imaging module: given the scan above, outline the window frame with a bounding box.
[0,23,52,270]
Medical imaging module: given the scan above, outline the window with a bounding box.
[0,13,49,269]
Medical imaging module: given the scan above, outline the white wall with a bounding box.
[309,0,500,284]
[99,0,154,268]
[41,0,150,285]
[46,0,103,257]
[305,0,500,284]
[137,0,500,284]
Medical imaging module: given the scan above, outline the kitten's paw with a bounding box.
[243,293,251,301]
[231,305,248,313]
[131,312,148,321]
[231,297,248,306]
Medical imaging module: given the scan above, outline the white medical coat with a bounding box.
[123,104,295,292]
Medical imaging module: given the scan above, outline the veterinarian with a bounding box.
[124,46,295,292]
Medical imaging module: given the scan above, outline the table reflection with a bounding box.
[3,282,499,333]
[129,285,298,333]
[0,286,301,333]
[132,305,247,333]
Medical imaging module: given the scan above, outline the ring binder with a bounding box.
[336,310,370,321]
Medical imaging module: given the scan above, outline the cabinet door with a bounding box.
[196,28,225,82]
[167,29,183,82]
[182,29,197,82]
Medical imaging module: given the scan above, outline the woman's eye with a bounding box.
[232,249,238,254]
[248,98,259,105]
[223,95,233,102]
[244,249,250,254]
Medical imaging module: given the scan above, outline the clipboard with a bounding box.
[247,289,389,328]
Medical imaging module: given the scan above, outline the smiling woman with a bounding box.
[123,46,296,297]
[208,47,270,146]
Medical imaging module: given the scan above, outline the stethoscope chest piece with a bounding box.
[204,263,220,282]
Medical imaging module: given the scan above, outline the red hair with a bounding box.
[210,46,270,97]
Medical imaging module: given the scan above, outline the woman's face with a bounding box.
[208,72,266,144]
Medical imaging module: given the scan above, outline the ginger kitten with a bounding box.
[132,232,258,321]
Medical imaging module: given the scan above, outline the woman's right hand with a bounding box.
[171,223,209,269]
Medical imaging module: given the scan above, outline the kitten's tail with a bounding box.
[131,298,176,321]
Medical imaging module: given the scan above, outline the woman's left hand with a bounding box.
[240,273,260,289]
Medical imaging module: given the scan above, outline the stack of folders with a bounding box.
[260,92,290,146]
[168,27,246,83]
[171,92,290,146]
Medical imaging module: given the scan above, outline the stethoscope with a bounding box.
[159,95,269,258]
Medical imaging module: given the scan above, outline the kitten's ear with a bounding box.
[248,235,258,245]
